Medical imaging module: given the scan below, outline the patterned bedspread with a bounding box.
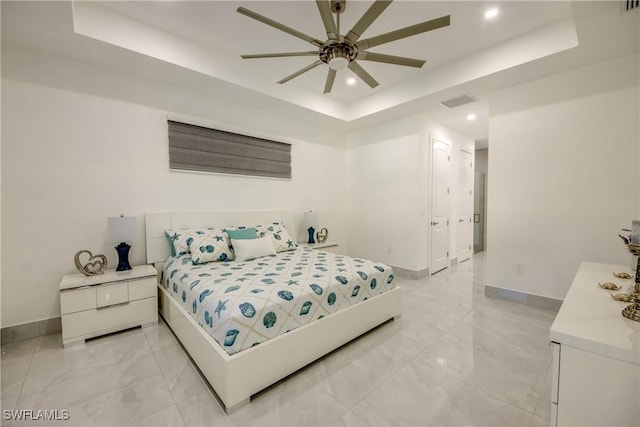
[162,247,395,355]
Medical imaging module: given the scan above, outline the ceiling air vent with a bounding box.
[625,0,639,11]
[440,94,477,109]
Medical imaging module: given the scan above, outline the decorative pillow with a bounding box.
[231,237,276,261]
[226,227,258,240]
[166,228,212,257]
[256,222,298,253]
[188,230,233,265]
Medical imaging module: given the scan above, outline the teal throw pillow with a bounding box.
[226,227,257,240]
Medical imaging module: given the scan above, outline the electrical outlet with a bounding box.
[516,264,525,274]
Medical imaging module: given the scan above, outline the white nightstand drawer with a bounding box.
[62,297,157,341]
[128,277,156,301]
[60,287,96,314]
[96,282,129,308]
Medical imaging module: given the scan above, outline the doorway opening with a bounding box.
[474,171,486,253]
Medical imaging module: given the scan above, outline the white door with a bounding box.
[430,138,449,274]
[458,149,473,263]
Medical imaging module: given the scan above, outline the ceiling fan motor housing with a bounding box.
[320,42,357,70]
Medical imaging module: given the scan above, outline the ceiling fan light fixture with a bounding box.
[324,43,355,70]
[329,55,349,70]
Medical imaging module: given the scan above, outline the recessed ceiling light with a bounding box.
[467,113,477,121]
[485,8,499,19]
[346,77,356,86]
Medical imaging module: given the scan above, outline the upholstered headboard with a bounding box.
[145,210,298,264]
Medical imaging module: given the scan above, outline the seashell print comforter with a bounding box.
[162,247,395,355]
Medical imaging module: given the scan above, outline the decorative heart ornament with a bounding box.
[74,250,107,276]
[316,228,329,243]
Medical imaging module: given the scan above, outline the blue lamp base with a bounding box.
[115,242,132,271]
[307,227,316,244]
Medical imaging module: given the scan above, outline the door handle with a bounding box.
[459,219,465,223]
[431,221,439,226]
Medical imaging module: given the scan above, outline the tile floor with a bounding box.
[1,254,558,426]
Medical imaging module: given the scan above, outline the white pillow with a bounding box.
[231,237,276,261]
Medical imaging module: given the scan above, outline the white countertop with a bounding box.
[550,261,640,365]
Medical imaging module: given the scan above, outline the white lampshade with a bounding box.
[108,216,137,243]
[303,210,319,228]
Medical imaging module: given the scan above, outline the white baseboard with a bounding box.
[1,317,62,344]
[389,265,429,280]
[484,285,562,312]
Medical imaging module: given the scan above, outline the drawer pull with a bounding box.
[96,301,129,310]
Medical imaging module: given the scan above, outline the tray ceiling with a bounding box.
[2,1,638,142]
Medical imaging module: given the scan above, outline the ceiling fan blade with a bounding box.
[277,60,324,84]
[242,51,319,59]
[344,0,393,43]
[356,15,450,50]
[323,68,337,94]
[316,1,338,41]
[237,7,324,48]
[348,61,379,89]
[357,51,425,68]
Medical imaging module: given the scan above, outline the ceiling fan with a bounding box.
[237,0,450,94]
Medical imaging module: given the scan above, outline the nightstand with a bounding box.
[298,241,340,254]
[59,265,158,347]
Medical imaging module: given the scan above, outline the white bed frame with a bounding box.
[145,211,401,413]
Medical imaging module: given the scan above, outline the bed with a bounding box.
[145,211,401,413]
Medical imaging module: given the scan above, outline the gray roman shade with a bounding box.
[168,120,291,179]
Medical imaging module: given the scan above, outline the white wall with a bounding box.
[1,47,347,327]
[487,53,639,301]
[345,114,474,273]
[345,115,421,270]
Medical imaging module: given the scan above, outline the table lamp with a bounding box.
[303,210,318,244]
[108,216,136,271]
